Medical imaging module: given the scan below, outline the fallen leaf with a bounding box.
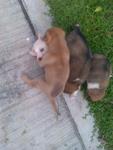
[95,6,102,12]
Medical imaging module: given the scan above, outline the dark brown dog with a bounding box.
[22,27,70,116]
[64,25,92,94]
[87,54,112,101]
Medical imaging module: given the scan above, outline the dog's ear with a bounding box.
[43,32,51,44]
[58,29,65,37]
[30,48,37,56]
[54,27,65,38]
[36,33,42,40]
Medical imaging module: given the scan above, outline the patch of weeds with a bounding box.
[47,0,113,149]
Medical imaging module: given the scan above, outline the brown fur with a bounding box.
[87,54,111,101]
[64,25,92,94]
[64,82,80,94]
[21,27,70,116]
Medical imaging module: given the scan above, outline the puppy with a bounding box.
[87,54,112,101]
[64,25,92,94]
[22,27,70,116]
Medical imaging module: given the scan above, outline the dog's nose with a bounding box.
[38,57,42,61]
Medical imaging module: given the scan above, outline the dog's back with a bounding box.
[43,28,70,96]
[66,25,92,82]
[64,25,92,94]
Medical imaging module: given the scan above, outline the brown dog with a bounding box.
[64,25,92,95]
[22,27,70,116]
[87,54,112,101]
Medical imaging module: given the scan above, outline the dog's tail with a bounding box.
[51,83,63,97]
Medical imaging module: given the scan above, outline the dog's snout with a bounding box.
[38,57,42,61]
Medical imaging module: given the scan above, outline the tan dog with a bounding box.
[22,27,70,116]
[87,54,112,101]
[64,25,92,95]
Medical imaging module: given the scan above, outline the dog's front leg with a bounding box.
[37,79,60,116]
[38,54,55,67]
[48,95,60,118]
[38,59,46,67]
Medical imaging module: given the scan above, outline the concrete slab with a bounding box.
[64,92,104,150]
[21,0,52,35]
[0,0,84,150]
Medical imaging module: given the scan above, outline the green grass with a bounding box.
[47,0,113,149]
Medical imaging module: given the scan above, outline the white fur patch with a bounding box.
[72,90,79,96]
[71,88,80,97]
[88,83,100,89]
[109,74,112,78]
[73,78,80,82]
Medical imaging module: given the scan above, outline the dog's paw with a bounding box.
[55,111,61,121]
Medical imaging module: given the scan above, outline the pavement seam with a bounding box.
[18,1,86,149]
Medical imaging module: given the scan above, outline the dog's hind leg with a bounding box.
[64,82,80,94]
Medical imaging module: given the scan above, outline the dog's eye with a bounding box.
[40,48,44,52]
